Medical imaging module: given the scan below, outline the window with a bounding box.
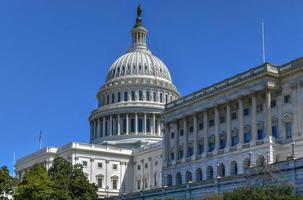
[131,91,136,101]
[112,179,118,190]
[131,118,135,132]
[165,94,168,104]
[244,108,249,116]
[209,120,214,127]
[124,91,128,101]
[145,163,148,168]
[199,123,204,130]
[98,162,103,168]
[137,180,141,190]
[208,142,215,152]
[189,126,193,133]
[97,177,103,188]
[257,104,263,112]
[284,95,291,104]
[179,129,184,136]
[160,93,163,103]
[178,149,184,159]
[187,146,194,157]
[111,93,115,103]
[220,116,225,123]
[171,132,175,139]
[146,91,150,101]
[113,164,118,170]
[82,161,88,167]
[285,122,292,139]
[138,118,143,132]
[137,165,141,170]
[271,100,276,108]
[231,135,239,146]
[153,91,157,102]
[107,95,110,104]
[118,92,121,102]
[272,125,278,138]
[123,119,127,133]
[257,127,264,140]
[220,134,226,149]
[231,112,237,120]
[146,119,151,132]
[198,143,204,154]
[139,91,143,101]
[171,152,175,160]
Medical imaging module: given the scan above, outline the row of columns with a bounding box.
[90,113,161,140]
[164,90,273,164]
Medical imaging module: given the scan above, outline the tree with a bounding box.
[14,164,54,200]
[0,166,16,200]
[48,157,98,200]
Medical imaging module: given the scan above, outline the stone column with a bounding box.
[193,114,198,157]
[126,114,129,135]
[158,119,161,136]
[238,98,244,145]
[144,113,147,134]
[117,114,121,135]
[215,107,220,150]
[203,111,208,152]
[251,94,257,142]
[97,118,101,138]
[265,90,272,137]
[90,121,94,140]
[103,117,106,136]
[152,114,156,135]
[135,113,138,135]
[163,124,169,166]
[109,115,113,136]
[226,104,231,147]
[183,118,188,159]
[175,121,179,162]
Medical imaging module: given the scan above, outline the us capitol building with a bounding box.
[15,4,303,199]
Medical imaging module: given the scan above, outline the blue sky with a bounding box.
[0,0,302,173]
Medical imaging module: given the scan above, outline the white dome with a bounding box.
[106,50,172,82]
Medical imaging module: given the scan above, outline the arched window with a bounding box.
[256,155,265,167]
[111,93,115,103]
[176,172,182,185]
[185,170,192,183]
[195,168,202,181]
[154,172,158,187]
[117,92,121,102]
[206,166,213,180]
[96,174,104,188]
[131,91,136,101]
[218,163,225,178]
[283,114,293,139]
[230,161,238,176]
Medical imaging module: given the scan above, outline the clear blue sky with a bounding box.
[0,0,302,173]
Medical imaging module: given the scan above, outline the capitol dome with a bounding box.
[89,4,180,148]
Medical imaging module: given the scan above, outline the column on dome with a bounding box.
[265,90,272,137]
[117,114,121,135]
[214,107,220,150]
[103,117,106,137]
[251,94,257,142]
[203,111,208,152]
[109,115,113,136]
[126,114,129,135]
[238,98,244,145]
[90,121,93,141]
[158,118,161,136]
[152,113,156,135]
[135,113,138,135]
[226,103,231,148]
[97,118,101,138]
[144,113,147,135]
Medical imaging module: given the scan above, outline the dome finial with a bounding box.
[135,3,143,26]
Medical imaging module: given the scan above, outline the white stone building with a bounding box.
[161,57,303,187]
[15,5,180,198]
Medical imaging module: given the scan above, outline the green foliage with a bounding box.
[223,184,299,200]
[200,195,224,200]
[165,196,176,200]
[48,157,98,200]
[0,166,16,200]
[14,164,54,200]
[13,157,98,200]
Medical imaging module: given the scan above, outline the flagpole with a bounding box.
[261,18,266,63]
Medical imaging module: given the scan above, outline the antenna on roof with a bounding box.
[261,18,266,64]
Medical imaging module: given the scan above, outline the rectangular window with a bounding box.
[107,95,110,104]
[139,91,143,101]
[98,162,103,168]
[165,94,168,104]
[137,165,141,170]
[131,118,135,132]
[285,122,292,139]
[171,152,175,160]
[82,161,88,167]
[220,116,225,123]
[257,104,263,112]
[284,95,291,104]
[145,163,148,168]
[97,178,103,188]
[209,120,214,127]
[137,180,141,190]
[113,164,118,170]
[113,179,118,190]
[231,112,237,120]
[271,100,276,108]
[118,92,121,102]
[199,123,204,130]
[171,132,175,139]
[244,108,249,116]
[124,92,128,101]
[112,93,115,103]
[153,91,157,102]
[146,91,150,101]
[198,144,204,154]
[160,93,163,103]
[179,129,184,136]
[146,119,151,132]
[189,126,193,133]
[131,91,136,101]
